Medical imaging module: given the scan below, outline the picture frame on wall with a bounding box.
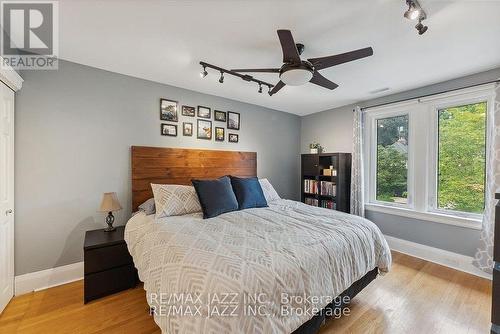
[214,110,226,122]
[227,111,240,130]
[160,99,178,122]
[228,133,239,143]
[183,122,193,136]
[197,119,212,140]
[215,127,225,141]
[182,105,196,117]
[161,123,177,137]
[197,106,211,119]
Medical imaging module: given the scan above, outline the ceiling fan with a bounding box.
[231,30,374,96]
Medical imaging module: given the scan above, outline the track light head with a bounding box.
[258,83,263,93]
[200,66,208,78]
[268,86,272,96]
[404,2,420,20]
[415,19,428,35]
[219,71,224,83]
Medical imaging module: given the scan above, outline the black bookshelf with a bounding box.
[301,153,351,213]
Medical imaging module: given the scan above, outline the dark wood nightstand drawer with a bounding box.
[84,242,132,274]
[84,264,137,303]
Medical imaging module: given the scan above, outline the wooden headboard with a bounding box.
[131,146,257,211]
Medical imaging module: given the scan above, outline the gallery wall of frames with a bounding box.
[160,98,240,143]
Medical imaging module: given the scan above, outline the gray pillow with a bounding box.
[138,198,156,215]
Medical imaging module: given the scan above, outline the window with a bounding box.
[376,115,409,204]
[437,102,486,214]
[365,85,494,227]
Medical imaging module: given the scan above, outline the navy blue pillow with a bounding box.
[230,176,268,210]
[191,176,239,219]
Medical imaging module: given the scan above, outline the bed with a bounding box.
[125,146,392,334]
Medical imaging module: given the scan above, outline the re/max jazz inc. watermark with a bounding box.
[147,292,352,319]
[1,1,59,70]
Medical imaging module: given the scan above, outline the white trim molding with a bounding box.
[384,234,491,280]
[0,57,23,91]
[14,262,83,295]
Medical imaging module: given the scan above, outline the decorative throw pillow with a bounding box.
[138,198,156,215]
[191,176,239,219]
[151,184,202,218]
[259,178,281,202]
[230,176,268,210]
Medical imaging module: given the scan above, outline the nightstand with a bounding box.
[83,225,138,303]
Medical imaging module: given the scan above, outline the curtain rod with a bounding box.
[358,79,499,111]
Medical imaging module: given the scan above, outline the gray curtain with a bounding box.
[473,83,500,274]
[350,106,365,217]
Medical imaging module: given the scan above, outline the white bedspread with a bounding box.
[124,199,391,334]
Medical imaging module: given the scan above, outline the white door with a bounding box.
[0,82,14,314]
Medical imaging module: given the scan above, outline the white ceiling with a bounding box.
[59,0,500,116]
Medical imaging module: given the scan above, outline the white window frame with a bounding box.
[364,84,496,229]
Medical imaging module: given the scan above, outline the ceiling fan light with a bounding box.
[280,68,313,86]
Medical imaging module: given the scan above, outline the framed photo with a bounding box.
[182,105,196,117]
[228,133,239,143]
[183,122,193,136]
[161,123,177,137]
[215,127,225,142]
[197,119,212,140]
[197,106,211,119]
[160,99,178,122]
[227,111,240,130]
[214,110,226,122]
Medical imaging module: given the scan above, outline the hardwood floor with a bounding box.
[0,252,491,334]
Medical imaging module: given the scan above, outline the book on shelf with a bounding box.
[304,197,319,206]
[319,181,336,196]
[303,179,319,194]
[319,199,336,209]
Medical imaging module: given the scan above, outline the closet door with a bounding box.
[0,82,14,314]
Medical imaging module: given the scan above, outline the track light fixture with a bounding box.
[415,18,428,35]
[200,66,208,78]
[199,61,275,96]
[404,1,420,20]
[403,0,428,35]
[268,86,272,96]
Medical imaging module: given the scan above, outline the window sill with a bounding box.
[365,203,482,230]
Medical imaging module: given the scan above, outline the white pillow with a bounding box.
[138,198,155,215]
[259,178,281,202]
[151,184,202,218]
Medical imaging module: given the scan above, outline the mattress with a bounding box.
[124,199,392,334]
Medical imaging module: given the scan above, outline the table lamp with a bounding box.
[98,192,122,232]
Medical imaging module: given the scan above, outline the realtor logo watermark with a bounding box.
[1,0,58,69]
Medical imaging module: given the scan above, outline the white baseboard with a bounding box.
[384,234,492,280]
[14,262,84,295]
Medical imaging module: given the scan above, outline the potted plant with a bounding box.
[309,142,322,154]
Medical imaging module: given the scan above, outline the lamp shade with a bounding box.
[98,192,122,212]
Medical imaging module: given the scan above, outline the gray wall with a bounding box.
[301,67,500,257]
[15,60,301,275]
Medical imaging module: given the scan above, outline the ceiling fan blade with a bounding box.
[269,81,285,96]
[231,68,280,73]
[308,47,373,70]
[309,71,339,90]
[277,30,301,64]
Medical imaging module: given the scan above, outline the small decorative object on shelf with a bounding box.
[309,142,323,154]
[98,192,122,232]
